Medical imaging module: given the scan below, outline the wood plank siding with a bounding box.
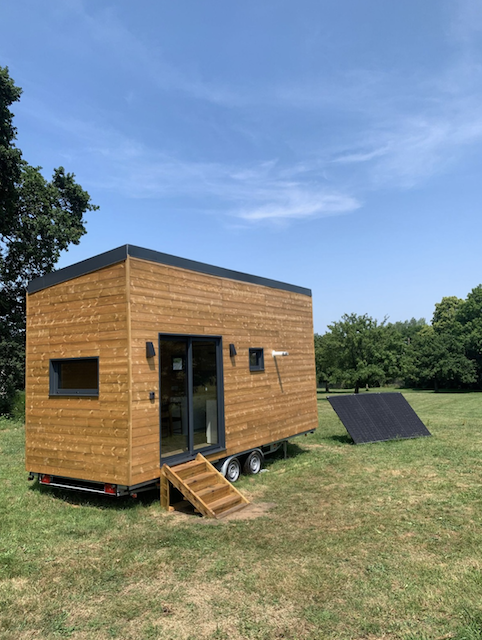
[128,256,318,486]
[25,249,317,489]
[25,262,131,485]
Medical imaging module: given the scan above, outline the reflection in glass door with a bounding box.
[159,335,223,461]
[192,340,218,450]
[160,339,189,457]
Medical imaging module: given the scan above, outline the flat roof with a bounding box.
[27,244,312,297]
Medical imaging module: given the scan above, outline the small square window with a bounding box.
[50,358,99,396]
[249,348,264,372]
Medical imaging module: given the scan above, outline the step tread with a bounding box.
[174,460,205,475]
[216,502,250,519]
[184,471,217,485]
[197,483,227,498]
[210,493,243,512]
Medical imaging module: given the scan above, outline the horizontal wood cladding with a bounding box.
[128,256,317,486]
[26,253,317,490]
[25,262,130,485]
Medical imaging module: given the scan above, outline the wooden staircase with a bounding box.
[160,453,250,518]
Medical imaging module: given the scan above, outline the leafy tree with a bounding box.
[388,317,427,343]
[0,67,98,414]
[402,326,476,391]
[432,297,465,335]
[316,313,405,393]
[314,332,338,392]
[455,285,482,386]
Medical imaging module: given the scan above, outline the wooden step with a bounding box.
[217,502,250,519]
[209,493,243,515]
[161,453,250,519]
[184,471,218,491]
[175,460,206,479]
[197,483,231,504]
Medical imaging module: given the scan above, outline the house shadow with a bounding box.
[327,434,354,445]
[29,481,160,509]
[263,441,308,469]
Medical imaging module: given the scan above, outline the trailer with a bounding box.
[25,245,318,515]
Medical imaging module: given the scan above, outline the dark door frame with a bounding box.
[158,333,226,466]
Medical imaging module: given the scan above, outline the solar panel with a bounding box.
[327,392,431,444]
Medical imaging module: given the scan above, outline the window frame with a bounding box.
[249,348,265,372]
[49,357,99,397]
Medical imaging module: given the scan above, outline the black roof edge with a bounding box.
[27,244,312,297]
[27,246,128,294]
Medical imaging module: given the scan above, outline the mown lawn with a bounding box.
[1,390,482,639]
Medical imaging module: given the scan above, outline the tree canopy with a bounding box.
[0,66,98,414]
[315,313,405,393]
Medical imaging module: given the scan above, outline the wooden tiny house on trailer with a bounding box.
[26,245,317,509]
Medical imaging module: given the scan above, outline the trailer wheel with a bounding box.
[243,450,263,475]
[225,457,241,483]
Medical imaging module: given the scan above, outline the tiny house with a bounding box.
[25,245,318,498]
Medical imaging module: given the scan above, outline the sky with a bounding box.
[2,0,482,333]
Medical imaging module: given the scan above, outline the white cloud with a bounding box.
[26,104,358,225]
[332,147,389,165]
[236,192,360,222]
[20,0,482,226]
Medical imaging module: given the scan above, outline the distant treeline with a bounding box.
[314,285,482,392]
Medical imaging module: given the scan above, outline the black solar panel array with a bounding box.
[327,392,431,444]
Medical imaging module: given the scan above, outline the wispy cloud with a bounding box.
[236,191,360,222]
[20,0,482,227]
[53,0,249,108]
[332,147,389,165]
[97,151,362,224]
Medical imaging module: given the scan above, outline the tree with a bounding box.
[454,286,482,387]
[402,326,476,391]
[316,313,405,393]
[314,332,337,392]
[0,67,98,414]
[388,317,427,343]
[432,297,465,335]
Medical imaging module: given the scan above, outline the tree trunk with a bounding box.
[325,382,330,393]
[434,378,439,393]
[354,383,360,394]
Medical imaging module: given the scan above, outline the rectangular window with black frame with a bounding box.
[249,348,264,372]
[49,357,99,396]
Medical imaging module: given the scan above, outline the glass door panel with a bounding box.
[160,339,189,457]
[192,340,218,450]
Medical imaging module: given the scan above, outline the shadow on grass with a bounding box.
[27,442,312,511]
[263,442,309,469]
[29,481,160,509]
[327,434,353,445]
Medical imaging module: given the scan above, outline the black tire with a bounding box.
[243,450,263,475]
[225,457,241,483]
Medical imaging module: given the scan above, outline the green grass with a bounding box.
[1,390,482,639]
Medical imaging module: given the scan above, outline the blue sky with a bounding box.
[2,0,482,332]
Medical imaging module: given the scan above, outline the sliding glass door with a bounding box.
[159,335,224,463]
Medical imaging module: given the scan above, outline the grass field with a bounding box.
[1,390,482,639]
